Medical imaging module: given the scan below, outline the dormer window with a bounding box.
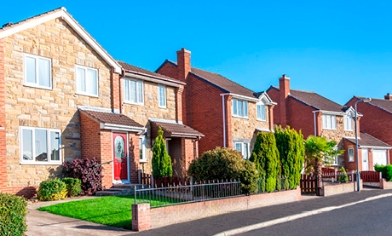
[322,114,336,130]
[232,99,248,118]
[344,115,353,131]
[256,104,266,121]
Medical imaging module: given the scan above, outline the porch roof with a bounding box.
[345,132,392,149]
[150,120,204,139]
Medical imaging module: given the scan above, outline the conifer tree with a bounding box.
[152,127,172,178]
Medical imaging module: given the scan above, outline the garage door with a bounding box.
[373,150,387,166]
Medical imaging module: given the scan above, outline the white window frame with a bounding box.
[124,79,144,105]
[24,54,52,89]
[234,142,250,159]
[158,84,167,108]
[232,99,248,118]
[75,65,99,97]
[322,114,336,130]
[256,104,267,121]
[344,115,353,131]
[139,135,147,162]
[348,148,354,162]
[20,127,61,164]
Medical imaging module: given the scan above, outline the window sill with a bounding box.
[322,128,337,131]
[139,160,148,163]
[256,118,267,122]
[232,115,249,119]
[23,84,52,90]
[123,101,144,106]
[75,92,99,98]
[20,161,62,165]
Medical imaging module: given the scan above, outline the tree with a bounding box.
[304,135,343,194]
[152,127,172,178]
[275,126,305,189]
[250,132,280,192]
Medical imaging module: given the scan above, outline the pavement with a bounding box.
[26,188,390,236]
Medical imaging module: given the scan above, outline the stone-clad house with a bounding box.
[156,48,276,157]
[267,75,390,171]
[345,95,392,168]
[0,8,202,197]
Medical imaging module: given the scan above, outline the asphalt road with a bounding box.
[134,189,392,236]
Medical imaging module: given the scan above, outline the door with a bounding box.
[373,150,387,167]
[113,133,129,182]
[362,149,369,171]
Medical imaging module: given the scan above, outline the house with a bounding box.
[346,95,392,167]
[0,7,201,198]
[156,48,276,157]
[267,75,390,170]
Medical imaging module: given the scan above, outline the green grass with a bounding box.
[38,195,182,229]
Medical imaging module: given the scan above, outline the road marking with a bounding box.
[213,193,392,236]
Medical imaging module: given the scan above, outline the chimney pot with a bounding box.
[385,93,392,100]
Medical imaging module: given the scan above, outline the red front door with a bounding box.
[113,133,129,181]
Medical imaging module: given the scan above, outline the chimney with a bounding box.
[385,93,392,100]
[176,48,191,82]
[279,74,290,127]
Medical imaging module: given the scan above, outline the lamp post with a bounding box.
[354,98,371,192]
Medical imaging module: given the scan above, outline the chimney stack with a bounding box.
[279,74,290,127]
[176,48,191,82]
[385,93,392,100]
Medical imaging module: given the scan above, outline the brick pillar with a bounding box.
[268,104,275,131]
[132,203,150,231]
[177,49,191,124]
[111,69,121,112]
[279,74,290,127]
[129,133,140,184]
[100,130,112,189]
[0,38,7,190]
[225,95,232,149]
[175,85,184,123]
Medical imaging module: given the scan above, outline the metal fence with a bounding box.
[134,180,242,208]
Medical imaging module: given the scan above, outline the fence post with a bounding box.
[190,176,194,201]
[151,175,154,188]
[138,169,142,184]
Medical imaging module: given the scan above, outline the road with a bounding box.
[135,189,392,236]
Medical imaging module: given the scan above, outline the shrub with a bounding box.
[62,158,103,195]
[152,127,172,178]
[339,167,349,183]
[0,193,27,235]
[375,164,392,181]
[62,177,82,197]
[38,179,68,201]
[188,147,258,194]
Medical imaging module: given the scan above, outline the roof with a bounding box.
[0,7,121,73]
[80,109,144,130]
[150,120,203,139]
[345,132,391,148]
[270,86,345,113]
[118,61,184,85]
[357,96,392,114]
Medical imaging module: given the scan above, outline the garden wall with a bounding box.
[132,187,301,231]
[380,179,392,190]
[322,180,362,197]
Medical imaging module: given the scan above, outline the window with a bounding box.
[139,135,147,162]
[322,114,336,130]
[257,104,266,121]
[20,127,61,164]
[75,65,98,96]
[235,142,249,159]
[348,148,354,162]
[24,54,51,89]
[124,79,144,104]
[158,85,166,108]
[344,115,353,131]
[232,99,248,117]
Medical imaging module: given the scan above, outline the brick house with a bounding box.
[267,75,390,171]
[346,95,392,167]
[0,8,202,197]
[156,48,276,157]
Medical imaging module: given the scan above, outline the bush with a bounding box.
[152,127,172,178]
[375,164,392,181]
[62,158,103,195]
[0,193,27,235]
[38,179,67,201]
[339,167,349,183]
[62,177,82,197]
[188,147,258,194]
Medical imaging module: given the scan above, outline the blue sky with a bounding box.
[1,1,391,104]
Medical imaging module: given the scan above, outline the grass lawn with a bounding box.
[38,195,176,230]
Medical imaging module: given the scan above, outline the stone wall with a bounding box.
[3,18,114,189]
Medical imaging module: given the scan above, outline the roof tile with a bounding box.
[81,110,143,128]
[345,132,391,148]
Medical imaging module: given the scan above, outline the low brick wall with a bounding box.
[322,180,361,197]
[380,179,392,189]
[134,188,300,230]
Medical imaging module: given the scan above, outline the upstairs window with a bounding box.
[24,54,52,89]
[257,104,266,121]
[20,127,61,164]
[344,115,353,131]
[235,142,249,159]
[232,99,248,117]
[124,79,144,105]
[76,65,98,96]
[158,85,166,108]
[322,114,336,130]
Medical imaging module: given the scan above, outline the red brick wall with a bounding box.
[129,133,140,184]
[267,88,282,127]
[0,38,6,190]
[80,113,102,160]
[346,98,392,163]
[182,138,197,172]
[287,98,317,138]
